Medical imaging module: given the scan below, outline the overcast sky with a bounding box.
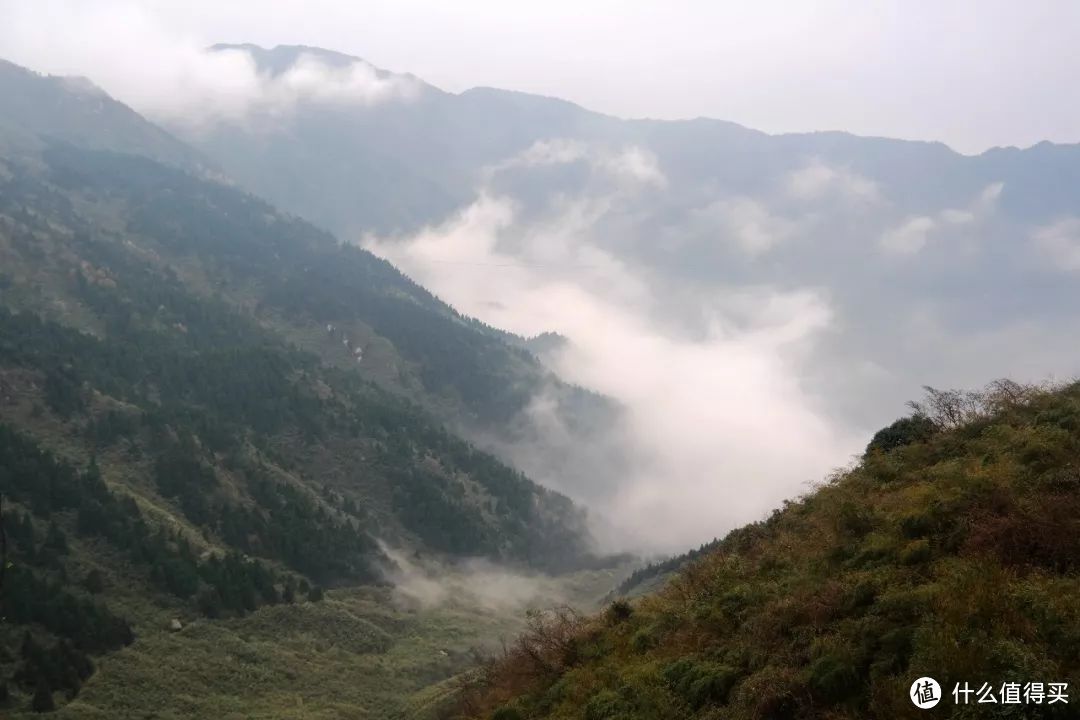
[2,0,1079,154]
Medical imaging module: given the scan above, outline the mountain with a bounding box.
[455,380,1080,720]
[0,58,624,717]
[184,44,1080,238]
[173,44,1080,454]
[0,59,206,172]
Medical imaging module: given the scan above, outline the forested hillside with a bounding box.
[0,69,615,712]
[455,382,1080,719]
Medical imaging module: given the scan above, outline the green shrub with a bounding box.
[605,599,634,625]
[583,689,630,720]
[807,653,859,702]
[900,539,932,565]
[630,628,656,653]
[663,659,739,710]
[491,706,524,720]
[866,414,936,454]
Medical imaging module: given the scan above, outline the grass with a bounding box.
[12,574,618,720]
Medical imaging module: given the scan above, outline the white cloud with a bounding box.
[0,2,419,128]
[365,146,860,553]
[699,196,797,257]
[598,146,667,188]
[1032,217,1080,271]
[379,542,565,611]
[499,138,590,168]
[878,182,1003,255]
[490,139,666,190]
[880,215,937,255]
[785,160,879,203]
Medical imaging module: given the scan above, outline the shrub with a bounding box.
[490,707,524,720]
[605,599,633,625]
[866,414,936,454]
[583,689,631,720]
[630,628,656,654]
[899,539,932,565]
[807,653,859,703]
[663,659,739,710]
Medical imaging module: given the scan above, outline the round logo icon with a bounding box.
[910,677,942,709]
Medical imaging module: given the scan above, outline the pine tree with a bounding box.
[44,522,68,555]
[83,569,105,594]
[32,678,55,713]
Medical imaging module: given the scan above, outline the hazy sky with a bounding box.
[3,0,1080,154]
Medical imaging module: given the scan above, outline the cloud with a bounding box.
[489,139,666,191]
[880,216,937,255]
[598,146,667,188]
[1032,217,1080,271]
[365,142,861,553]
[379,542,566,612]
[878,182,1003,255]
[700,196,798,257]
[0,1,419,128]
[785,160,879,204]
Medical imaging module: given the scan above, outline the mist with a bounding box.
[365,144,867,553]
[379,543,572,613]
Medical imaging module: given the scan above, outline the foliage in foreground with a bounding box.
[455,381,1080,719]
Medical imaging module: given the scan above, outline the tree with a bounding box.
[44,522,68,555]
[866,414,936,454]
[83,569,105,594]
[32,678,55,713]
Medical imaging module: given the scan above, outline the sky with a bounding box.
[2,0,1080,154]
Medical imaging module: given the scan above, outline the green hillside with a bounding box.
[455,382,1080,719]
[0,137,614,715]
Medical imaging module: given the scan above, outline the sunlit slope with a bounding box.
[456,382,1080,720]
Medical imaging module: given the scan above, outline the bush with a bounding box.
[807,654,859,702]
[663,659,739,710]
[83,570,105,594]
[490,707,524,720]
[630,628,656,653]
[866,414,936,454]
[583,689,631,720]
[899,539,932,565]
[32,679,55,713]
[605,599,633,625]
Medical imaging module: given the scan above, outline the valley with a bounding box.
[0,20,1079,720]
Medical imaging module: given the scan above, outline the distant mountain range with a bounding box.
[173,45,1080,438]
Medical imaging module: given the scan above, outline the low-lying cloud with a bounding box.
[380,543,568,612]
[366,142,865,553]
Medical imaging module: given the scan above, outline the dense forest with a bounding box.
[0,142,599,713]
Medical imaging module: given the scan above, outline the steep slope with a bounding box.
[0,144,593,566]
[0,110,615,715]
[2,53,626,505]
[455,381,1080,719]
